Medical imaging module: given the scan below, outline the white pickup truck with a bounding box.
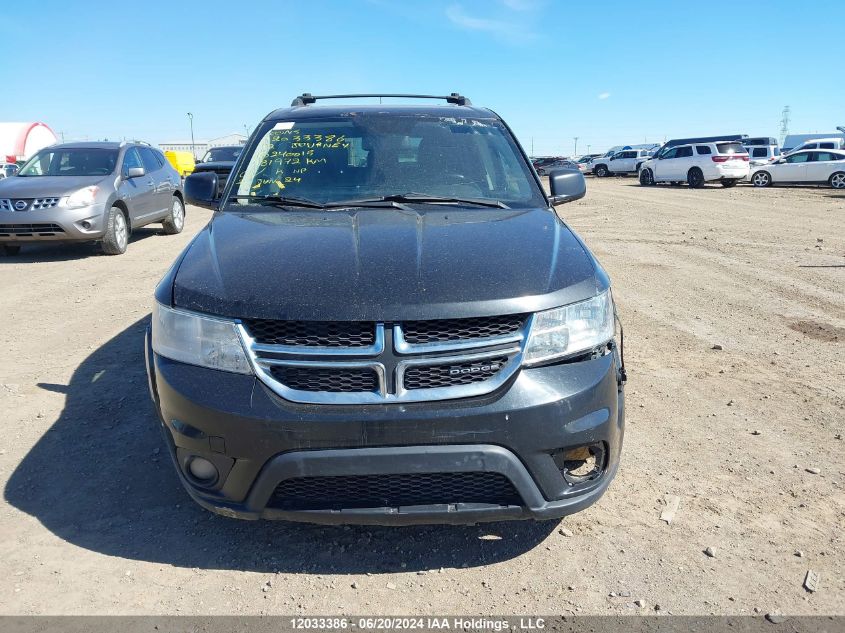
[592,149,653,177]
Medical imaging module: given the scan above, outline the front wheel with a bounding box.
[2,244,21,256]
[639,168,654,186]
[162,196,185,234]
[594,165,608,178]
[751,171,771,187]
[829,172,845,189]
[721,179,738,188]
[101,206,129,255]
[687,168,705,189]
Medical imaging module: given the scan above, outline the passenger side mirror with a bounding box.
[126,167,145,179]
[185,171,220,209]
[548,168,586,206]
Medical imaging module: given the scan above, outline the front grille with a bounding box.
[244,320,375,347]
[31,198,59,210]
[268,365,378,393]
[0,198,59,212]
[402,314,527,344]
[404,356,509,390]
[0,223,64,236]
[243,314,528,404]
[269,472,522,511]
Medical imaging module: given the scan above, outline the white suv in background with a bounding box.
[638,141,750,188]
[593,149,652,177]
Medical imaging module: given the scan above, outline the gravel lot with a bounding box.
[0,178,842,615]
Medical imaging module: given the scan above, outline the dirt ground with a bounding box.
[0,178,842,616]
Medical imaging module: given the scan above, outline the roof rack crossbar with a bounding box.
[290,93,472,107]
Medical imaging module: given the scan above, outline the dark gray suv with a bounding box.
[147,93,626,525]
[0,142,185,255]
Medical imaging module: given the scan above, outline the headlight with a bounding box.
[523,291,615,366]
[66,186,100,209]
[152,303,251,374]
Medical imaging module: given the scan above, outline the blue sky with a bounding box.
[2,0,842,155]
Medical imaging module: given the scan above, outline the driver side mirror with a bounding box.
[548,168,586,206]
[125,167,145,179]
[185,171,220,210]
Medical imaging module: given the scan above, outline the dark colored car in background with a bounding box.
[192,145,244,196]
[146,93,626,525]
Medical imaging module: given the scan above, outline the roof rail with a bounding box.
[290,93,472,107]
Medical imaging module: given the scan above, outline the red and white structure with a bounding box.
[0,122,58,163]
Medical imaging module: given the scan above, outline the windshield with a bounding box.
[230,115,544,207]
[18,148,118,177]
[202,147,242,163]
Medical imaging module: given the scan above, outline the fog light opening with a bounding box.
[81,220,92,230]
[188,456,218,484]
[555,443,607,485]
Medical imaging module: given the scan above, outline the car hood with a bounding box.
[171,206,605,321]
[0,175,107,198]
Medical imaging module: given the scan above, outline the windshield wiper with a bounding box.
[230,195,326,209]
[229,195,408,211]
[335,193,509,209]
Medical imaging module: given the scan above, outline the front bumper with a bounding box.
[0,202,108,242]
[145,331,625,525]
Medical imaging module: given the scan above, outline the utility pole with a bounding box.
[779,106,790,146]
[587,144,591,154]
[531,136,534,156]
[243,124,249,138]
[187,112,195,159]
[573,136,579,156]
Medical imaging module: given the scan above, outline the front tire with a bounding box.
[2,244,21,256]
[162,196,185,234]
[751,171,772,187]
[829,172,845,189]
[594,164,608,178]
[721,179,738,188]
[639,168,654,186]
[101,206,129,255]
[687,168,705,189]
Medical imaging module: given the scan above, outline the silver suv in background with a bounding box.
[0,142,185,256]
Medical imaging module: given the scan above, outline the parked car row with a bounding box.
[584,132,845,190]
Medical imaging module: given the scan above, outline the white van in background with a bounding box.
[743,137,780,165]
[782,133,845,154]
[783,137,845,156]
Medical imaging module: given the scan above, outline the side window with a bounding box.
[815,152,835,162]
[122,147,143,173]
[152,149,166,167]
[696,145,712,155]
[752,148,767,158]
[676,146,693,158]
[138,147,161,173]
[661,148,678,160]
[819,142,834,149]
[786,152,811,164]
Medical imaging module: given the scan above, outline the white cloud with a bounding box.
[446,4,537,42]
[598,92,611,100]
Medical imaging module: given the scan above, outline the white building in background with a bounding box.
[159,133,247,159]
[0,122,58,161]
